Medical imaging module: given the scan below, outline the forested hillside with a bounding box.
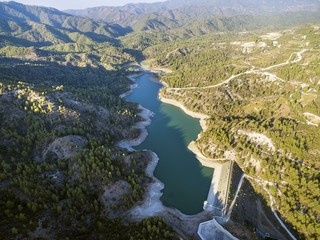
[119,12,320,52]
[0,1,131,47]
[145,24,320,239]
[0,2,178,239]
[1,0,320,239]
[66,0,320,31]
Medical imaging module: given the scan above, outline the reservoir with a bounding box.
[125,72,213,215]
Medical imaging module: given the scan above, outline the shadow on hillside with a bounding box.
[0,57,129,85]
[225,162,298,240]
[0,35,53,47]
[0,56,137,111]
[123,48,145,62]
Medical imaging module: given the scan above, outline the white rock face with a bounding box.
[303,112,320,126]
[43,135,86,160]
[238,130,276,153]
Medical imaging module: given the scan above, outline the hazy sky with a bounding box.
[6,0,167,10]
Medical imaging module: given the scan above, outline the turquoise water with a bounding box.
[125,73,213,215]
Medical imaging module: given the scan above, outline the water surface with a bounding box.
[125,73,213,215]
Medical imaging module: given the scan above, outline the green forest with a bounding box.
[145,24,320,239]
[1,0,320,239]
[0,17,178,240]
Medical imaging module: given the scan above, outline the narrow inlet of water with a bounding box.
[125,72,213,215]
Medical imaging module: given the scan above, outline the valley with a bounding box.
[145,24,320,239]
[0,0,319,239]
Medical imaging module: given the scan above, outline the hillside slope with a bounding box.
[66,0,320,31]
[0,1,131,47]
[145,23,320,239]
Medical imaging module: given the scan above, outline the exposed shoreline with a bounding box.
[141,60,173,75]
[120,66,234,238]
[159,95,210,121]
[119,71,215,238]
[157,74,237,239]
[116,104,154,152]
[118,73,168,219]
[120,73,143,99]
[128,152,166,219]
[159,90,233,217]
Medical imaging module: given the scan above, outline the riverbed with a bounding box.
[125,72,213,215]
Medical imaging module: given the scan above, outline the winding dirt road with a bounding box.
[167,49,307,91]
[163,48,308,240]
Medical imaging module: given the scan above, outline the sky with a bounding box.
[6,0,167,10]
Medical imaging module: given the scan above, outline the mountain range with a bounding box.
[0,1,320,239]
[0,1,131,47]
[66,0,320,31]
[0,0,320,47]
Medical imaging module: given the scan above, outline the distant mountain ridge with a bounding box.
[1,1,319,48]
[0,1,131,47]
[65,0,320,31]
